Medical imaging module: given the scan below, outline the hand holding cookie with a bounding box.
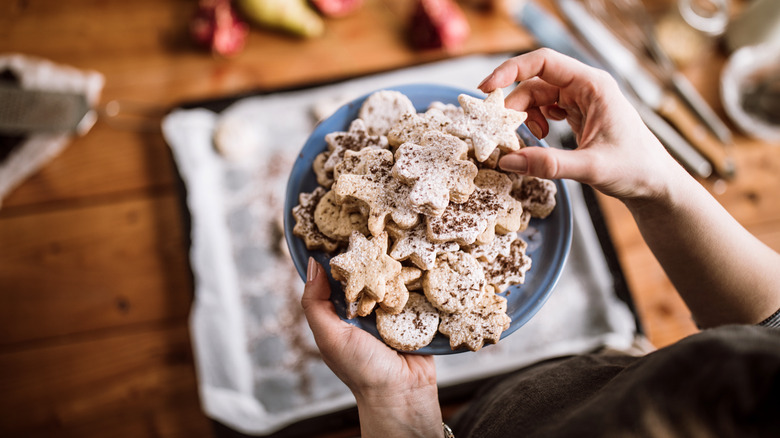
[301,258,443,437]
[480,48,679,202]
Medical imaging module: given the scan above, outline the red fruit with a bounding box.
[409,0,470,50]
[191,0,249,56]
[310,0,363,18]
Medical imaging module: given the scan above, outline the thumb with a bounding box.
[301,257,346,339]
[499,147,596,185]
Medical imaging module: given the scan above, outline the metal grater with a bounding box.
[0,83,92,135]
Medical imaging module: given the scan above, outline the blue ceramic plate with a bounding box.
[284,84,572,354]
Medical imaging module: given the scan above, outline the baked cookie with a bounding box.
[447,89,527,162]
[428,101,465,121]
[313,189,368,242]
[463,231,517,263]
[438,290,511,351]
[330,231,402,303]
[376,292,439,351]
[333,148,419,236]
[474,169,525,235]
[426,186,502,245]
[313,151,334,188]
[292,187,339,253]
[423,251,486,314]
[512,176,557,219]
[323,118,388,174]
[359,90,416,136]
[386,222,460,271]
[357,266,422,316]
[387,108,452,150]
[393,131,478,216]
[482,238,532,293]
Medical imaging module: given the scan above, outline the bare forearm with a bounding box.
[356,386,443,438]
[625,166,780,327]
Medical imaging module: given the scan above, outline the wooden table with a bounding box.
[1,0,778,436]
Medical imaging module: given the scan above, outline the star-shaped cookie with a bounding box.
[330,231,402,303]
[447,89,527,162]
[333,148,419,236]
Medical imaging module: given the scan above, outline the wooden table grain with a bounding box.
[1,0,778,436]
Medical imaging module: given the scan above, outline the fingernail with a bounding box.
[549,106,567,120]
[307,257,318,283]
[500,154,528,174]
[478,73,494,90]
[527,120,543,139]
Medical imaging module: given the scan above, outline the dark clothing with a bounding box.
[452,325,780,438]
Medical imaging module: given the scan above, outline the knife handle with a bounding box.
[657,93,736,179]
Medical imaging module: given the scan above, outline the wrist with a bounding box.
[355,384,443,438]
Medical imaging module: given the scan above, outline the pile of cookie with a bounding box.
[293,89,557,352]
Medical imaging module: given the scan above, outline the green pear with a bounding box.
[237,0,325,38]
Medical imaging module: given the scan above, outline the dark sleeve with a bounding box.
[759,307,780,328]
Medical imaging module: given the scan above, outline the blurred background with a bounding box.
[1,0,778,437]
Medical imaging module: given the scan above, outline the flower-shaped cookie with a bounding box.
[330,231,402,303]
[387,108,452,149]
[292,187,339,253]
[482,238,532,292]
[359,90,416,136]
[333,148,419,236]
[386,222,460,271]
[447,89,527,162]
[438,290,511,351]
[423,251,486,314]
[376,292,440,351]
[323,118,388,174]
[393,131,478,216]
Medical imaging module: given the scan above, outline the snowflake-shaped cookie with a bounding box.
[511,176,557,219]
[330,231,402,303]
[447,89,527,162]
[423,251,486,314]
[393,131,478,216]
[386,222,460,271]
[438,290,511,351]
[482,238,532,292]
[333,148,419,236]
[292,186,339,253]
[323,119,388,174]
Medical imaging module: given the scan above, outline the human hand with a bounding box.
[479,48,685,201]
[301,257,442,437]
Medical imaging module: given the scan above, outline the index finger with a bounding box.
[478,48,595,92]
